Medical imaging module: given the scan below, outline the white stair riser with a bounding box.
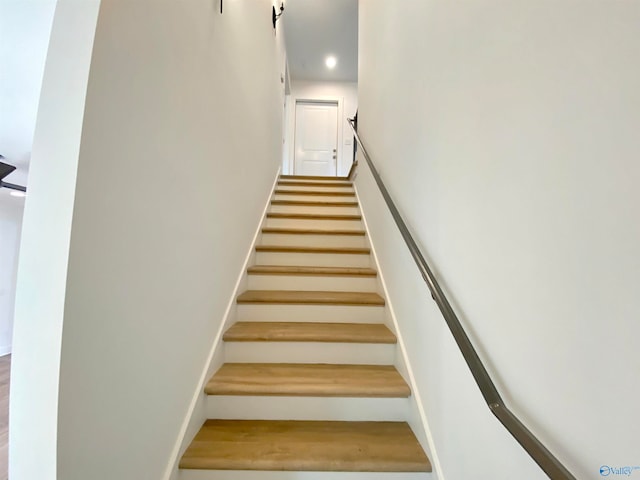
[247,274,378,292]
[276,185,354,193]
[274,184,353,190]
[260,233,366,248]
[236,304,386,323]
[278,178,353,188]
[265,218,363,229]
[273,194,357,203]
[182,470,429,480]
[255,251,371,268]
[280,179,349,184]
[224,341,395,365]
[205,396,410,422]
[270,205,360,215]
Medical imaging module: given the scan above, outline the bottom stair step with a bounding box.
[179,420,431,472]
[181,472,429,480]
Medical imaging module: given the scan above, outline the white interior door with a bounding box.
[294,101,338,176]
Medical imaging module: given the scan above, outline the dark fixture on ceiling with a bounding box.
[272,2,284,29]
[0,158,27,193]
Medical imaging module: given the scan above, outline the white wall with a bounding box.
[51,1,283,480]
[10,1,101,479]
[284,81,357,176]
[357,2,640,480]
[0,191,24,355]
[11,0,285,479]
[0,0,57,185]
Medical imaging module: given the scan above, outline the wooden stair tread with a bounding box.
[237,290,385,306]
[205,363,410,397]
[247,265,377,277]
[224,322,396,344]
[275,189,356,197]
[266,212,361,220]
[256,245,370,254]
[280,175,349,181]
[180,419,431,471]
[278,180,353,188]
[271,199,359,207]
[262,227,365,236]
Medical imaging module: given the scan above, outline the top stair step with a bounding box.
[179,419,431,472]
[278,180,353,188]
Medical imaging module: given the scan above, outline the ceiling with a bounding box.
[282,0,358,83]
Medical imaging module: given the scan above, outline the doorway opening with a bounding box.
[280,0,358,178]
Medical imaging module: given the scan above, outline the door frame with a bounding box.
[286,95,345,176]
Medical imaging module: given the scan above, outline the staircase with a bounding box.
[179,175,431,479]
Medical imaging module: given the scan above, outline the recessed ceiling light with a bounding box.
[10,191,26,198]
[325,56,337,69]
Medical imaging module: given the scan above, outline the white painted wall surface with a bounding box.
[0,191,24,355]
[9,1,102,478]
[51,1,286,479]
[284,81,357,176]
[0,0,57,185]
[357,2,640,480]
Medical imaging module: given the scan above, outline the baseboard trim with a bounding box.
[162,167,282,480]
[0,345,11,357]
[354,177,444,480]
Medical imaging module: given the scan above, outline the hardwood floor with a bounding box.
[0,355,9,480]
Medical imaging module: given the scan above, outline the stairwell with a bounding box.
[179,175,431,479]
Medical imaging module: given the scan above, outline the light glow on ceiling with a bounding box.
[325,55,337,69]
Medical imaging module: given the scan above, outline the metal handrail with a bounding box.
[347,118,576,480]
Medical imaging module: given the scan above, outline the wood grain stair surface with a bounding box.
[237,290,385,306]
[275,189,356,196]
[205,363,410,397]
[280,175,350,181]
[223,322,396,344]
[266,212,361,220]
[262,227,365,236]
[247,265,377,277]
[278,180,353,188]
[255,245,370,254]
[271,199,359,207]
[180,419,431,472]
